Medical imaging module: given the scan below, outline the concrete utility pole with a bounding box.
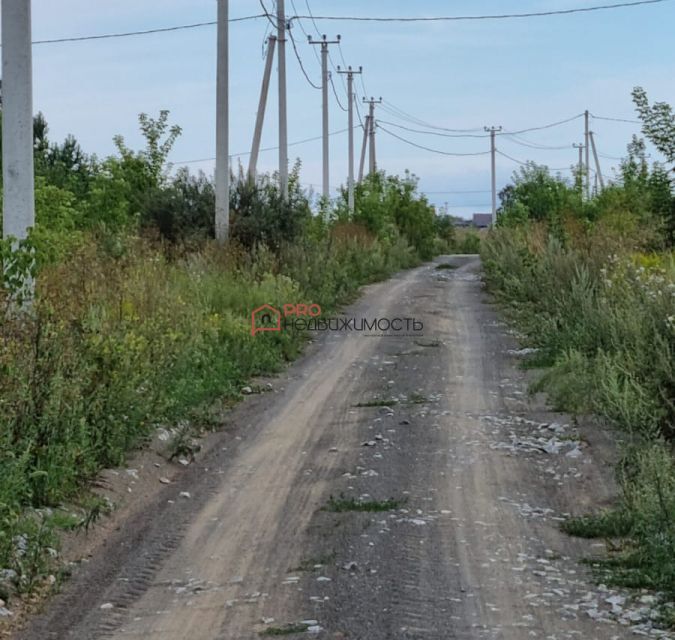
[337,65,362,214]
[309,34,341,200]
[573,142,585,191]
[584,110,591,200]
[215,0,229,243]
[248,35,277,182]
[358,115,370,182]
[589,131,605,190]
[2,0,35,246]
[277,0,289,200]
[485,126,502,226]
[363,97,383,175]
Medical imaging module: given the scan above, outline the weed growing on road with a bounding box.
[354,398,399,408]
[323,494,404,513]
[260,623,310,636]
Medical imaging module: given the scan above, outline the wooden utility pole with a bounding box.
[363,97,382,175]
[358,115,370,182]
[589,131,605,190]
[485,126,502,226]
[309,34,341,200]
[573,142,585,191]
[248,35,277,181]
[584,110,591,200]
[215,0,229,243]
[2,0,35,247]
[277,0,288,199]
[337,65,362,214]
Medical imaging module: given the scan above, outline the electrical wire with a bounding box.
[502,113,585,135]
[501,133,573,150]
[329,74,349,111]
[591,113,641,124]
[20,0,668,47]
[258,0,280,29]
[290,0,322,65]
[174,126,358,165]
[378,124,490,157]
[496,149,570,171]
[377,119,490,139]
[287,1,670,24]
[380,101,485,133]
[287,26,322,89]
[599,153,625,161]
[23,15,266,46]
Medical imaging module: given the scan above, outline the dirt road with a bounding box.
[19,256,644,639]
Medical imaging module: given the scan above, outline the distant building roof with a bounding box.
[472,213,493,228]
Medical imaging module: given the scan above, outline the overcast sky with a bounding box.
[12,0,675,218]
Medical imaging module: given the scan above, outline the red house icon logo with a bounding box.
[251,304,282,336]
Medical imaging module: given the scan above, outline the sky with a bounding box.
[7,0,675,218]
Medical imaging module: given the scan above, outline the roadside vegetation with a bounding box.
[0,111,447,597]
[482,88,675,599]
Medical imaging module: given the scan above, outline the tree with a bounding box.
[632,87,675,170]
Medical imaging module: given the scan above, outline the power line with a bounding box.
[17,0,669,47]
[287,25,322,89]
[496,149,570,171]
[18,15,266,46]
[503,113,585,135]
[303,0,323,35]
[288,1,670,23]
[599,152,625,161]
[378,124,490,157]
[377,119,490,138]
[174,126,356,165]
[329,74,348,111]
[591,113,641,124]
[381,100,484,133]
[289,0,321,65]
[258,0,280,29]
[501,133,573,150]
[380,105,583,138]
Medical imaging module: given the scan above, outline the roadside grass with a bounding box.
[482,225,675,598]
[561,510,634,539]
[323,494,404,513]
[0,231,421,597]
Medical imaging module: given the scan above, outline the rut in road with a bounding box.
[19,256,639,640]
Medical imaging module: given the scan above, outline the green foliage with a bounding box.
[0,106,450,596]
[483,153,675,596]
[230,164,311,250]
[0,227,420,592]
[338,171,438,259]
[323,494,404,513]
[633,87,675,168]
[498,162,582,229]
